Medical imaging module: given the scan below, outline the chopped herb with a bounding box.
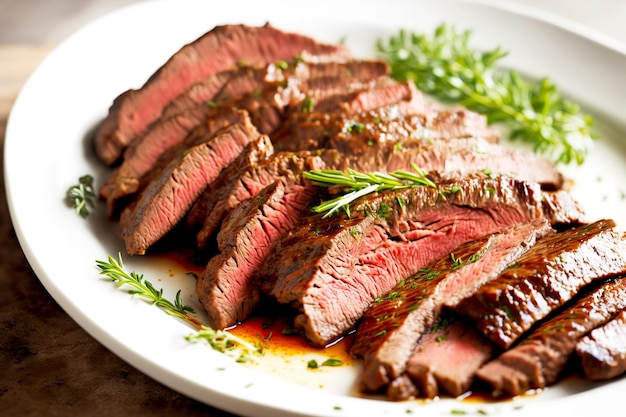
[206,100,218,108]
[186,327,262,363]
[66,174,96,218]
[307,358,344,369]
[301,97,315,112]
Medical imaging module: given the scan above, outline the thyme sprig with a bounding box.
[303,164,436,218]
[185,327,262,363]
[377,23,595,165]
[96,253,202,329]
[66,174,96,218]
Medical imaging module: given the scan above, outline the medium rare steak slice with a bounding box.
[100,109,250,216]
[350,219,552,392]
[476,276,626,396]
[404,315,496,399]
[161,56,389,119]
[453,219,626,349]
[94,23,351,165]
[196,178,319,329]
[120,119,261,255]
[274,106,499,152]
[575,308,626,380]
[262,176,577,347]
[195,150,327,249]
[185,135,275,232]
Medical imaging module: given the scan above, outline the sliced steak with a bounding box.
[273,106,499,152]
[453,219,626,349]
[160,68,240,119]
[195,150,328,249]
[404,315,496,399]
[575,308,626,380]
[94,23,350,165]
[100,109,250,216]
[195,135,569,249]
[351,219,552,392]
[261,175,577,348]
[120,118,261,255]
[185,135,275,232]
[476,276,626,396]
[196,178,319,329]
[162,56,389,119]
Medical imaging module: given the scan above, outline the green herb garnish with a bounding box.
[66,174,96,218]
[186,327,262,363]
[96,253,201,328]
[303,164,437,218]
[307,358,344,369]
[96,254,262,363]
[377,23,595,165]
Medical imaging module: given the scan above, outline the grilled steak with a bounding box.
[185,135,275,232]
[194,135,566,249]
[273,106,499,152]
[195,150,327,249]
[100,109,251,216]
[197,178,319,328]
[575,308,626,380]
[476,276,626,396]
[94,23,350,165]
[162,57,389,120]
[453,219,626,349]
[351,219,552,392]
[120,117,262,255]
[261,176,580,347]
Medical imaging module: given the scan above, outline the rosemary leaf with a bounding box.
[376,23,595,165]
[303,166,436,218]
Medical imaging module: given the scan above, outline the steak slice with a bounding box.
[100,109,250,216]
[196,178,319,329]
[404,315,496,399]
[274,106,499,152]
[261,176,575,347]
[120,118,261,255]
[476,276,626,396]
[453,219,626,349]
[162,56,389,120]
[94,23,351,165]
[185,135,275,232]
[351,219,552,392]
[575,308,626,380]
[195,150,327,249]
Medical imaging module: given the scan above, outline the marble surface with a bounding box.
[0,1,624,417]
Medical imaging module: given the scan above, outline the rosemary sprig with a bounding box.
[376,23,595,165]
[185,327,262,363]
[303,164,436,218]
[66,174,96,218]
[96,253,202,329]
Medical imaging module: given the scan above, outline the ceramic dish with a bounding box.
[5,0,626,416]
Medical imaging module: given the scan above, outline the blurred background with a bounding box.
[1,0,625,45]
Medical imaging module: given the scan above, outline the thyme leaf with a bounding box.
[186,327,262,363]
[303,164,436,218]
[377,23,595,165]
[66,174,96,218]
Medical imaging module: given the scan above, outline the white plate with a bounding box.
[5,0,626,416]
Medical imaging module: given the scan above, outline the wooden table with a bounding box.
[0,45,236,417]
